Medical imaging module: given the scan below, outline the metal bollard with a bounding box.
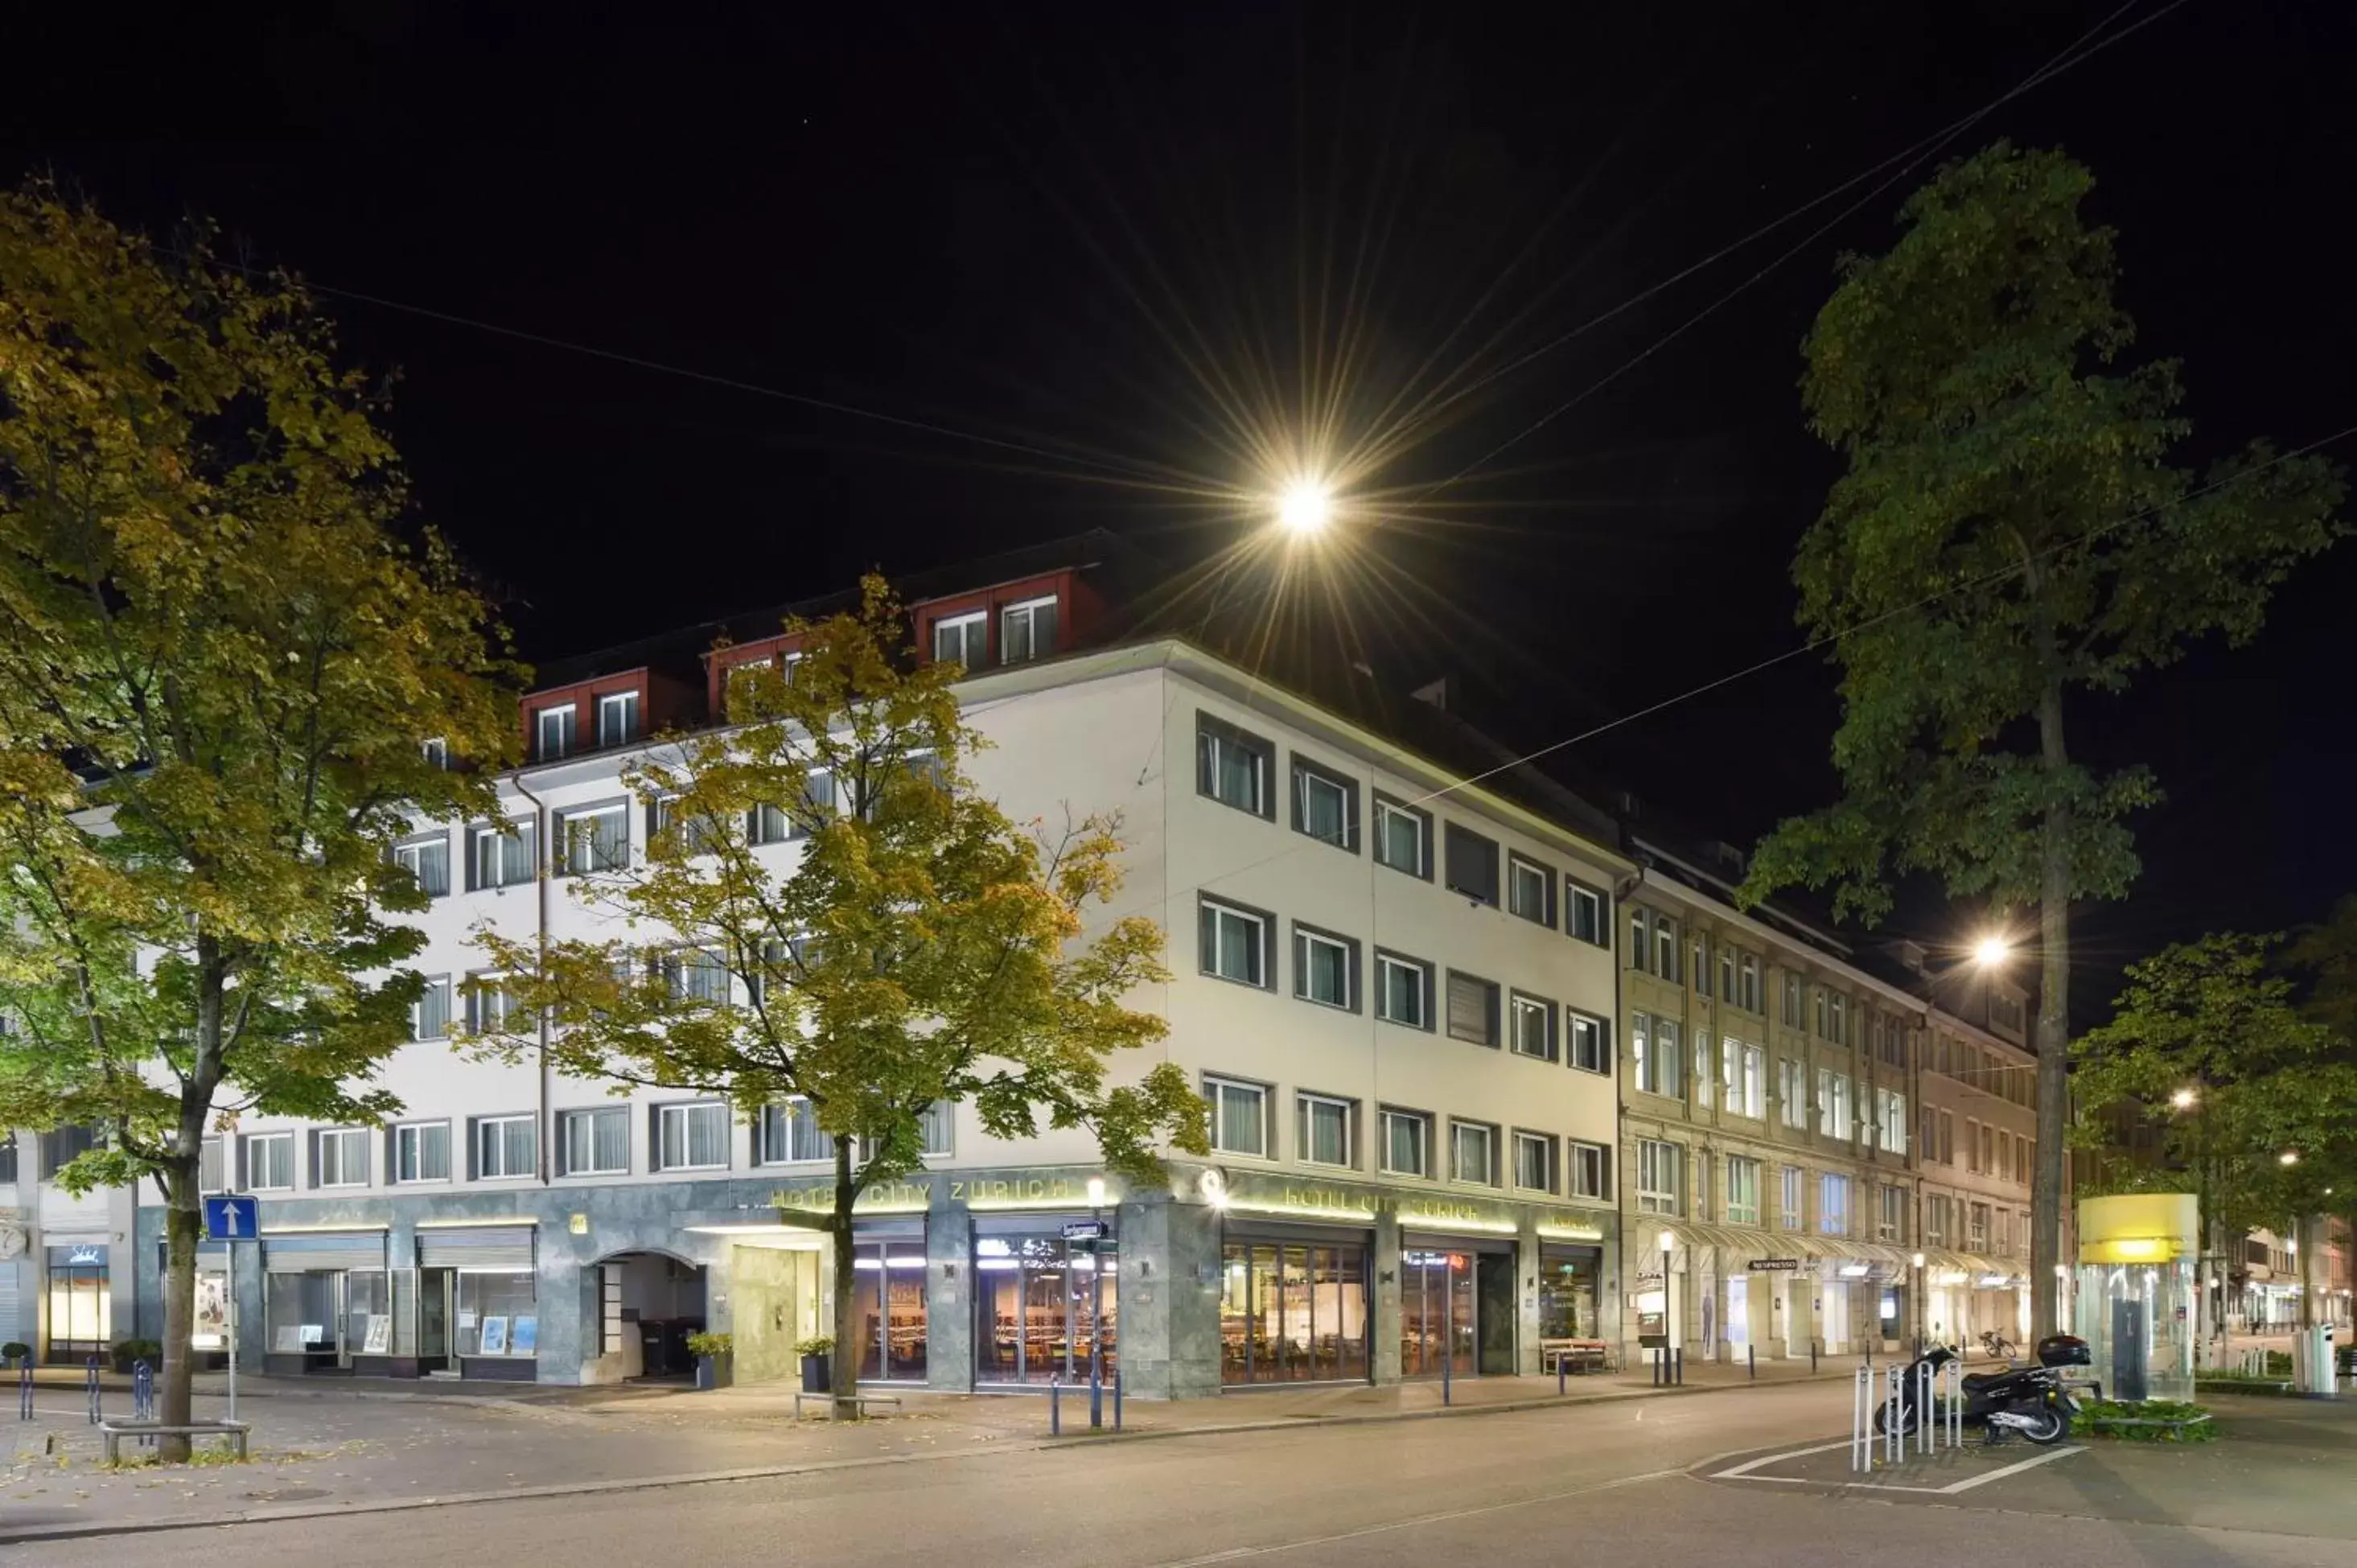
[1442,1349,1454,1405]
[1050,1377,1061,1438]
[1748,1345,1756,1381]
[1113,1368,1123,1432]
[1946,1360,1962,1451]
[16,1362,30,1422]
[1884,1364,1902,1464]
[134,1360,156,1447]
[1811,1339,1820,1375]
[1674,1348,1684,1386]
[1915,1359,1933,1456]
[1089,1368,1103,1430]
[1557,1356,1567,1397]
[1850,1365,1871,1472]
[85,1356,102,1424]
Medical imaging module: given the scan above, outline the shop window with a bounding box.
[976,1232,1115,1384]
[1219,1241,1368,1385]
[43,1245,111,1364]
[1536,1245,1602,1340]
[458,1272,537,1360]
[857,1239,931,1381]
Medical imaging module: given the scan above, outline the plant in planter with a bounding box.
[685,1331,734,1391]
[1,1343,30,1368]
[796,1336,835,1394]
[111,1339,165,1374]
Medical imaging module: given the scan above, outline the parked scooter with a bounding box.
[1875,1334,2090,1446]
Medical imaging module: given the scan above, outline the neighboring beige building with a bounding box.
[1917,986,2039,1351]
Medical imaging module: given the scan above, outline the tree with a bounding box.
[1738,143,2346,1338]
[471,578,1206,1412]
[2068,934,2357,1351]
[0,187,519,1456]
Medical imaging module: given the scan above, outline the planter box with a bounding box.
[800,1355,831,1394]
[696,1353,734,1391]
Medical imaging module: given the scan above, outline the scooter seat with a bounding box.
[1960,1372,2007,1392]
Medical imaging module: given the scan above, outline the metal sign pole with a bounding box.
[226,1241,238,1424]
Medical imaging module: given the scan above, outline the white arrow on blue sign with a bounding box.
[204,1194,260,1242]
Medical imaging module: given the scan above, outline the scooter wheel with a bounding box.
[2018,1405,2068,1445]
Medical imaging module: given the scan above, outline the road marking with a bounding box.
[1931,1442,2085,1492]
[1708,1439,1853,1480]
[1709,1438,2087,1494]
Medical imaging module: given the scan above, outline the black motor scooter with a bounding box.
[1874,1333,2089,1446]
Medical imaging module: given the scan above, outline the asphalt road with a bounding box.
[13,1381,2350,1567]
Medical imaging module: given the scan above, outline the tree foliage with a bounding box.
[1738,143,2345,1334]
[471,578,1204,1405]
[0,184,520,1451]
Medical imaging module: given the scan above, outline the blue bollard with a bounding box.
[1050,1376,1061,1437]
[85,1356,101,1424]
[1558,1356,1567,1397]
[1442,1350,1453,1406]
[134,1360,156,1445]
[1113,1368,1123,1431]
[1089,1368,1102,1430]
[16,1362,30,1421]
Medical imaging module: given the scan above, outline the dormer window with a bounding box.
[932,611,987,670]
[597,690,640,748]
[999,596,1059,665]
[535,706,576,762]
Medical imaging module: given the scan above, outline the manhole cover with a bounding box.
[245,1487,331,1504]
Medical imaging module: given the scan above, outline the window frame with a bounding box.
[315,1126,370,1189]
[1508,990,1558,1063]
[1290,922,1361,1013]
[596,689,640,749]
[1817,1172,1851,1237]
[1295,1091,1357,1169]
[1444,969,1503,1048]
[393,832,451,899]
[533,703,576,761]
[1379,1106,1433,1178]
[474,1113,540,1180]
[391,1121,451,1186]
[1636,1138,1682,1215]
[1568,1140,1610,1200]
[1725,1154,1763,1227]
[1195,712,1277,820]
[998,595,1059,665]
[1511,1129,1559,1195]
[1505,852,1556,928]
[1374,949,1435,1030]
[411,974,454,1042]
[932,609,989,669]
[1442,821,1500,906]
[1567,1008,1610,1074]
[1780,1164,1804,1230]
[557,1106,631,1177]
[1370,792,1434,879]
[654,1101,730,1172]
[556,800,632,877]
[1203,1075,1273,1159]
[1199,895,1277,990]
[1449,1119,1499,1187]
[466,818,536,891]
[1565,878,1609,945]
[1289,756,1361,853]
[244,1131,296,1191]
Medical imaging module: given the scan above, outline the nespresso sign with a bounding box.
[1747,1258,1801,1272]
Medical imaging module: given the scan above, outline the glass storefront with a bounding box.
[1537,1244,1602,1340]
[457,1272,537,1357]
[854,1239,928,1381]
[1400,1249,1477,1377]
[265,1270,345,1365]
[1218,1238,1370,1385]
[973,1230,1116,1384]
[44,1245,110,1364]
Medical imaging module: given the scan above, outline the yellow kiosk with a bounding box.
[2073,1193,2198,1402]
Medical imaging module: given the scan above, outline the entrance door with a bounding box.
[1400,1251,1477,1378]
[419,1268,455,1374]
[1727,1278,1750,1352]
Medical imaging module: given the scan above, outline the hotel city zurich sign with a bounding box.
[768,1171,1100,1214]
[1205,1168,1612,1237]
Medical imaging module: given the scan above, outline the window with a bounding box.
[1818,1173,1850,1236]
[745,799,793,846]
[1693,936,1711,997]
[1203,1077,1269,1157]
[665,948,733,1004]
[198,1138,224,1193]
[650,796,726,857]
[1812,988,1828,1039]
[316,1128,368,1187]
[558,1108,630,1176]
[1878,1089,1908,1154]
[1291,759,1359,851]
[1380,1108,1432,1177]
[1968,1119,1986,1175]
[1507,854,1555,927]
[1637,1140,1682,1215]
[1725,1157,1762,1226]
[1717,945,1735,1002]
[467,820,535,891]
[1298,1093,1355,1167]
[1512,1131,1557,1194]
[1938,1109,1956,1165]
[999,596,1059,665]
[1634,1014,1683,1098]
[1196,714,1274,818]
[1923,1194,1949,1246]
[1693,1032,1715,1109]
[534,704,576,761]
[1781,972,1803,1027]
[1629,908,1652,973]
[411,975,452,1041]
[1779,1058,1808,1129]
[38,1124,97,1179]
[557,803,630,875]
[422,737,450,770]
[656,1102,728,1171]
[916,1099,954,1156]
[244,1132,295,1190]
[1508,992,1557,1061]
[755,1098,834,1164]
[393,1122,450,1184]
[596,691,640,748]
[1374,950,1434,1028]
[1818,1069,1850,1139]
[1779,1165,1804,1229]
[1652,913,1680,982]
[1450,1120,1498,1186]
[932,610,987,669]
[1733,1042,1765,1119]
[1443,823,1499,904]
[1293,925,1358,1010]
[1828,993,1849,1047]
[1569,1141,1609,1200]
[1967,1202,1990,1251]
[1879,1184,1906,1243]
[1738,952,1763,1012]
[1200,898,1273,988]
[465,972,515,1035]
[1993,1208,2011,1255]
[1372,793,1432,878]
[472,1114,537,1179]
[1445,971,1501,1047]
[1919,1103,1937,1161]
[1565,879,1608,945]
[1568,1009,1610,1073]
[394,833,450,899]
[2021,1140,2034,1187]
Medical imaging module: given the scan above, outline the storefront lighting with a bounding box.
[414,1216,540,1228]
[1219,1200,1380,1224]
[1910,1253,1927,1269]
[1838,1264,1870,1278]
[1087,1177,1108,1208]
[1536,1224,1606,1242]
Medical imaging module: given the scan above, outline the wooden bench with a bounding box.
[98,1419,251,1463]
[791,1391,903,1419]
[1540,1339,1612,1376]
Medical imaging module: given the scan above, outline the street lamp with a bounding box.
[2280,1150,2301,1167]
[1275,478,1334,537]
[1973,936,2011,968]
[2171,1088,2199,1111]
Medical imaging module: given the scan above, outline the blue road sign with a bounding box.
[204,1193,261,1242]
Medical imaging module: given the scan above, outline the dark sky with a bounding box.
[9,2,2353,1007]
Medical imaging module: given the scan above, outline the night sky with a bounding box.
[10,2,2352,1010]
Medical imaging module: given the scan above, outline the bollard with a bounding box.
[1884,1363,1902,1464]
[1557,1356,1567,1397]
[1748,1345,1755,1381]
[1674,1347,1684,1386]
[1850,1365,1871,1473]
[1089,1368,1103,1431]
[1915,1359,1934,1457]
[1442,1349,1454,1406]
[134,1360,156,1447]
[1113,1368,1124,1432]
[1811,1339,1819,1375]
[1946,1359,1962,1451]
[1050,1377,1061,1438]
[85,1356,101,1425]
[17,1362,30,1422]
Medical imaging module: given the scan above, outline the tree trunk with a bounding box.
[829,1139,858,1418]
[158,1163,200,1463]
[2298,1215,2319,1331]
[2030,673,2072,1344]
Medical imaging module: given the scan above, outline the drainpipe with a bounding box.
[512,774,554,1184]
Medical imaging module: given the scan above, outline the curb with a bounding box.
[0,1366,1856,1545]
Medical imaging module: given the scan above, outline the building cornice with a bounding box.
[1631,867,1928,1015]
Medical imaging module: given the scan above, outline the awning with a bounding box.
[261,1230,388,1274]
[1920,1249,2011,1277]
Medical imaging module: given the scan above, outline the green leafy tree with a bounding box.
[0,187,520,1456]
[1739,144,2346,1336]
[471,578,1205,1412]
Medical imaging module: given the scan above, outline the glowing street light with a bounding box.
[1275,478,1334,537]
[2280,1150,2301,1167]
[2171,1088,2199,1111]
[1973,936,2011,968]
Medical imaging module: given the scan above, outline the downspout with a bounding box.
[513,774,553,1184]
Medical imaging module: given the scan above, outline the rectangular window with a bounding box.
[422,737,450,770]
[1781,972,1803,1027]
[1200,897,1273,988]
[534,704,576,761]
[1297,1093,1355,1167]
[316,1128,368,1188]
[1565,879,1607,945]
[755,1098,835,1164]
[467,820,536,891]
[1725,1156,1762,1227]
[1778,1058,1805,1128]
[1512,1130,1557,1194]
[1738,953,1762,1012]
[557,803,630,875]
[1508,991,1557,1062]
[1195,714,1275,818]
[1629,908,1652,974]
[1818,1069,1850,1139]
[1292,924,1359,1011]
[1717,945,1735,1003]
[1634,1014,1683,1098]
[916,1099,954,1157]
[1652,914,1680,983]
[650,796,726,858]
[1734,1042,1765,1119]
[999,596,1059,665]
[1779,1165,1804,1230]
[1204,1076,1269,1157]
[665,948,733,1004]
[1923,1195,1948,1247]
[475,1114,537,1179]
[1450,1121,1498,1186]
[245,1132,294,1191]
[1374,950,1434,1028]
[411,975,453,1042]
[597,690,640,749]
[1939,1109,1956,1166]
[1568,1009,1610,1073]
[1693,936,1711,998]
[1828,993,1849,1047]
[1290,759,1359,851]
[1878,1088,1908,1154]
[1818,1173,1850,1236]
[393,1122,450,1184]
[199,1138,225,1193]
[1443,823,1499,905]
[656,1102,728,1171]
[394,834,450,899]
[1569,1141,1609,1200]
[932,611,987,669]
[465,972,515,1035]
[1968,1203,1990,1251]
[1967,1119,1984,1175]
[1445,971,1501,1047]
[1379,1108,1431,1178]
[1637,1140,1682,1215]
[1694,1032,1716,1109]
[1506,854,1555,927]
[1878,1183,1906,1244]
[558,1108,630,1176]
[1372,793,1432,878]
[1993,1208,2011,1254]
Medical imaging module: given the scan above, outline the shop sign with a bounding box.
[1211,1168,1610,1235]
[769,1171,1102,1216]
[1061,1220,1106,1241]
[1746,1258,1800,1272]
[66,1244,105,1266]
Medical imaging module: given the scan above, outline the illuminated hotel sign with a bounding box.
[768,1170,1100,1216]
[1207,1168,1613,1240]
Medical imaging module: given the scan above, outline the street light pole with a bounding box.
[1088,1177,1107,1429]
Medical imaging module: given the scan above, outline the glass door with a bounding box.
[1401,1251,1476,1379]
[418,1267,455,1373]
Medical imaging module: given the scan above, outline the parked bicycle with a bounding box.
[1979,1329,2018,1362]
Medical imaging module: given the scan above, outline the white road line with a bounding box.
[1709,1439,1854,1480]
[1932,1442,2086,1492]
[1709,1438,2087,1493]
